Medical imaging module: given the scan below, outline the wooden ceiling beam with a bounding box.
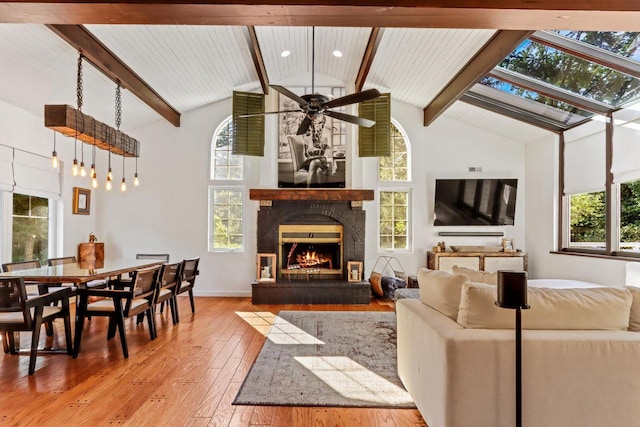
[355,28,383,92]
[244,26,269,95]
[423,30,533,126]
[1,2,640,30]
[47,24,181,127]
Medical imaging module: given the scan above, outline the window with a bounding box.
[12,193,49,263]
[211,117,243,180]
[379,190,410,250]
[620,179,640,251]
[209,188,243,251]
[568,191,606,250]
[379,120,410,182]
[209,116,245,252]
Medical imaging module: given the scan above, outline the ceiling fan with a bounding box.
[242,27,382,136]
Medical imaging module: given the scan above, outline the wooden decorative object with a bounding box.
[72,187,91,215]
[78,242,104,263]
[257,253,276,283]
[347,261,363,282]
[45,105,139,157]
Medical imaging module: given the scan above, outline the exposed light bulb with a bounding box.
[107,168,113,180]
[90,164,96,179]
[120,178,126,192]
[106,176,112,191]
[72,159,78,176]
[51,151,58,168]
[91,175,98,189]
[134,172,140,186]
[80,161,86,177]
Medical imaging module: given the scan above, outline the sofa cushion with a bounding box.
[627,285,640,332]
[451,266,498,285]
[417,268,469,321]
[457,282,632,330]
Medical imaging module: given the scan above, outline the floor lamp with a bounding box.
[495,270,529,427]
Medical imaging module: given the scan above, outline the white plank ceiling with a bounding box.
[0,23,544,142]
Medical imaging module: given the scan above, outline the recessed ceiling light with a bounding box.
[332,50,343,58]
[281,50,291,58]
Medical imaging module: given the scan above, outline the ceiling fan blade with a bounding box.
[296,116,312,135]
[325,110,376,128]
[271,85,309,107]
[322,88,381,109]
[235,109,302,118]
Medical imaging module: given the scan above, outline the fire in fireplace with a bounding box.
[279,224,343,279]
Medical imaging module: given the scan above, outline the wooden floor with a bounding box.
[0,296,427,426]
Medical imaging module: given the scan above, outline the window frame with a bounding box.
[378,118,411,183]
[210,116,244,181]
[377,188,412,252]
[207,186,245,253]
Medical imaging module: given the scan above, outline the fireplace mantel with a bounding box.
[249,189,374,201]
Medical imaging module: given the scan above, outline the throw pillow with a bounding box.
[380,275,407,299]
[417,267,469,321]
[457,282,633,330]
[451,266,498,285]
[369,272,383,296]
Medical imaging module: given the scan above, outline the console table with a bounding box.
[427,251,528,273]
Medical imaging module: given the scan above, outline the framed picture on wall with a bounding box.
[73,187,91,215]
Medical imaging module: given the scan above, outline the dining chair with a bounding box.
[47,256,76,266]
[174,257,200,323]
[73,265,161,359]
[136,253,170,262]
[0,277,73,375]
[153,261,183,326]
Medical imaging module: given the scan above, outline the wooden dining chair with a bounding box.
[174,257,200,323]
[47,256,76,266]
[73,265,161,359]
[0,277,73,375]
[153,261,183,326]
[136,253,170,262]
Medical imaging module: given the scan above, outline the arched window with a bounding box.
[209,116,244,252]
[379,120,411,182]
[211,116,243,180]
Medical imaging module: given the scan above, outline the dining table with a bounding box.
[0,258,165,287]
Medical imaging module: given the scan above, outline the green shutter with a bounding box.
[232,91,265,156]
[358,93,391,157]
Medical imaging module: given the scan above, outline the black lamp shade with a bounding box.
[496,271,529,309]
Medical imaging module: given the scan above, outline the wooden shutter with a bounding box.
[232,91,265,156]
[358,93,391,157]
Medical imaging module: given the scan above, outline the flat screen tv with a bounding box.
[434,179,517,226]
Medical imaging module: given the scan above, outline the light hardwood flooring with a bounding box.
[0,296,426,426]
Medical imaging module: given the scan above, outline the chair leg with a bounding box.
[107,317,117,340]
[8,331,17,354]
[73,298,88,359]
[160,301,165,314]
[44,321,54,337]
[188,290,195,313]
[29,307,44,375]
[174,298,180,324]
[136,312,144,325]
[113,298,128,358]
[146,309,156,340]
[170,297,178,325]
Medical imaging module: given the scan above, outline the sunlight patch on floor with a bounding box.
[235,311,278,336]
[294,356,413,405]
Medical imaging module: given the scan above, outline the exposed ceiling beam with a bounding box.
[355,27,383,92]
[47,24,181,127]
[460,92,565,133]
[530,30,640,79]
[244,26,269,95]
[3,2,640,30]
[489,67,612,114]
[423,30,533,126]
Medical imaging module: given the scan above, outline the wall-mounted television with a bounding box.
[434,179,518,226]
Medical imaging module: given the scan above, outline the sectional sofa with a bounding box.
[396,267,640,427]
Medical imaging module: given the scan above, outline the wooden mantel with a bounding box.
[249,189,374,201]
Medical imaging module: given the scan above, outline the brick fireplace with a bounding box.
[250,189,373,304]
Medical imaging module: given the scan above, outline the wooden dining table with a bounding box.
[0,258,164,286]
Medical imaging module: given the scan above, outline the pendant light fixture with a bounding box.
[120,153,126,192]
[51,131,58,168]
[72,135,79,176]
[133,156,140,186]
[72,51,83,177]
[106,127,113,191]
[115,83,126,192]
[79,139,86,177]
[91,119,98,189]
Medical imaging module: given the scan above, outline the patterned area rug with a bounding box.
[233,310,416,408]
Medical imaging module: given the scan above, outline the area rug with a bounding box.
[233,310,415,408]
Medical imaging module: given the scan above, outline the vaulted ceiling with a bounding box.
[0,1,637,144]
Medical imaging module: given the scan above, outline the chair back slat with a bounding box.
[133,266,161,298]
[159,262,182,290]
[47,256,76,266]
[182,257,200,282]
[2,260,41,272]
[136,253,170,262]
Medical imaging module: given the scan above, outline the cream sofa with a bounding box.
[396,267,640,427]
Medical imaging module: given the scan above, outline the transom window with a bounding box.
[379,120,410,182]
[211,117,243,180]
